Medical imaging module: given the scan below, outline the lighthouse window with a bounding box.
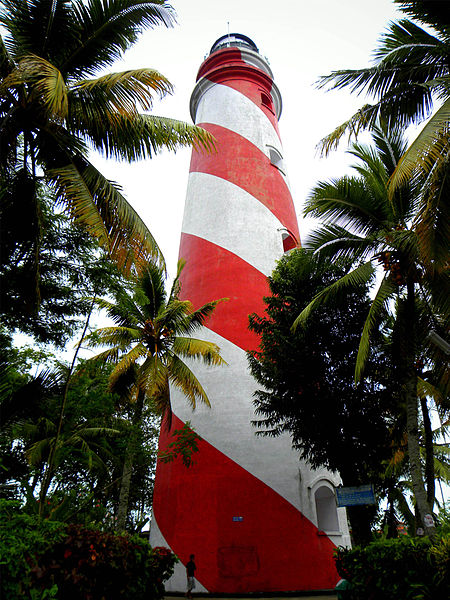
[315,485,339,532]
[268,146,285,175]
[282,231,296,252]
[261,92,272,109]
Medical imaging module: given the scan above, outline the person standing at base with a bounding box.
[185,554,196,599]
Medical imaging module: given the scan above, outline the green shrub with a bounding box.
[335,536,450,600]
[0,500,67,600]
[31,525,176,600]
[0,500,177,600]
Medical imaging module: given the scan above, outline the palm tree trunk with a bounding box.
[404,280,435,538]
[39,300,94,515]
[420,395,435,509]
[116,391,144,532]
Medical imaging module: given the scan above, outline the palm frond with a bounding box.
[92,293,145,327]
[417,377,445,407]
[71,68,173,114]
[0,34,14,78]
[70,113,215,161]
[434,452,450,485]
[292,261,375,331]
[138,354,168,400]
[411,141,450,273]
[62,0,176,77]
[18,54,68,118]
[355,274,396,381]
[160,298,226,338]
[88,346,121,364]
[86,325,142,348]
[316,19,448,154]
[47,158,164,273]
[304,224,378,263]
[185,299,227,332]
[136,262,167,318]
[0,0,74,62]
[386,228,419,258]
[304,176,390,234]
[172,337,227,366]
[168,354,211,410]
[167,258,185,304]
[26,436,53,465]
[316,104,378,156]
[395,1,450,38]
[389,99,450,192]
[109,342,148,389]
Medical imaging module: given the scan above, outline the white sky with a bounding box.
[91,0,402,281]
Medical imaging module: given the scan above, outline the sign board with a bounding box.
[336,485,375,507]
[232,516,243,522]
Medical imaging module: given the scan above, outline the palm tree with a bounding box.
[86,260,226,530]
[294,123,449,537]
[0,0,214,280]
[316,1,450,156]
[1,366,118,514]
[314,0,450,309]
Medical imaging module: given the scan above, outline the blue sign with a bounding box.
[232,516,243,522]
[336,485,375,507]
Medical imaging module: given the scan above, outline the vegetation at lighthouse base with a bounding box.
[0,499,177,600]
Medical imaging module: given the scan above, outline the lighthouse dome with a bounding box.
[210,33,258,54]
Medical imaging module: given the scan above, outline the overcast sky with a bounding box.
[91,0,402,281]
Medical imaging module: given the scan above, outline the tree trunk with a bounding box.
[116,392,145,532]
[403,280,435,538]
[346,504,377,546]
[420,395,435,510]
[39,301,94,515]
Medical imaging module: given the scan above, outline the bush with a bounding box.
[0,500,66,600]
[335,536,450,600]
[0,500,177,600]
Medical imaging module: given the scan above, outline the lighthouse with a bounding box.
[150,34,350,594]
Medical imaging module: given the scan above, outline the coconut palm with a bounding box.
[294,123,449,537]
[315,0,450,293]
[87,260,226,529]
[316,1,450,155]
[0,0,214,278]
[1,366,119,514]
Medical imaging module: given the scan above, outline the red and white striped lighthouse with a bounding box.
[150,34,350,594]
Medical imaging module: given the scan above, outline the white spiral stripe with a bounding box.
[195,83,291,189]
[181,172,285,276]
[171,326,342,519]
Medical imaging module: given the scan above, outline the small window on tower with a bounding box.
[315,485,339,532]
[261,92,272,110]
[281,230,297,252]
[267,146,285,175]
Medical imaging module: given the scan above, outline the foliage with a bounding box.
[158,421,201,468]
[0,186,125,346]
[87,260,225,530]
[0,352,159,530]
[334,535,450,599]
[249,249,396,480]
[0,500,176,600]
[248,249,399,543]
[31,526,176,600]
[0,0,215,287]
[298,123,448,535]
[0,500,66,600]
[316,1,450,154]
[87,259,226,424]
